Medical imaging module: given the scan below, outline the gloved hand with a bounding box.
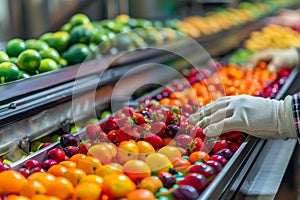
[189,95,297,139]
[245,48,299,73]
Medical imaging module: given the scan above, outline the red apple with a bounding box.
[205,160,223,173]
[48,147,66,163]
[23,159,41,170]
[179,173,208,191]
[210,155,227,167]
[43,159,58,170]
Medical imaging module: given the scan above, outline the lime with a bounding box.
[0,62,20,83]
[39,32,54,43]
[70,25,93,44]
[100,111,112,119]
[17,49,41,74]
[66,43,90,65]
[91,31,109,44]
[0,51,10,63]
[38,58,59,73]
[18,70,30,79]
[25,39,49,51]
[70,13,90,27]
[39,47,61,63]
[47,31,70,52]
[61,23,72,32]
[59,58,68,68]
[9,57,18,65]
[5,38,26,57]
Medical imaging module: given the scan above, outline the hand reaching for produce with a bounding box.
[245,48,299,73]
[268,9,300,27]
[189,95,297,139]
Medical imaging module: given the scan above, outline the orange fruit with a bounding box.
[117,140,139,164]
[136,141,155,161]
[102,174,136,199]
[47,164,68,177]
[188,151,210,164]
[157,145,182,162]
[72,182,101,200]
[144,153,173,174]
[69,154,87,163]
[31,194,60,200]
[123,160,151,182]
[126,189,156,200]
[59,160,77,169]
[87,143,117,164]
[79,174,103,187]
[172,157,191,173]
[19,180,46,197]
[76,156,102,174]
[140,176,163,193]
[6,195,30,200]
[27,172,56,190]
[95,163,123,177]
[46,177,73,200]
[63,168,86,187]
[0,170,28,193]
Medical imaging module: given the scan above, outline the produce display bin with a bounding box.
[1,12,300,199]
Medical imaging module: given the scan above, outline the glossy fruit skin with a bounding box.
[43,159,58,170]
[18,168,31,178]
[126,188,156,200]
[165,124,181,138]
[102,174,136,199]
[17,49,41,74]
[150,121,166,137]
[24,159,42,170]
[188,164,216,182]
[38,58,59,73]
[100,117,118,133]
[213,140,230,154]
[204,160,223,174]
[5,38,26,57]
[179,173,208,191]
[30,167,46,174]
[72,182,101,200]
[63,146,80,158]
[117,140,139,164]
[175,134,193,148]
[60,134,79,147]
[172,185,200,200]
[140,176,163,193]
[215,148,233,160]
[123,160,151,182]
[144,133,164,149]
[210,155,228,167]
[158,171,176,189]
[0,62,20,83]
[0,170,28,193]
[47,148,66,163]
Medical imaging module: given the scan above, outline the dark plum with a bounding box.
[179,173,208,191]
[215,148,233,160]
[165,124,181,138]
[172,185,200,200]
[158,171,176,189]
[205,160,223,174]
[60,134,79,147]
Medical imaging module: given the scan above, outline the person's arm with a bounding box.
[291,93,300,140]
[189,94,298,140]
[245,48,300,73]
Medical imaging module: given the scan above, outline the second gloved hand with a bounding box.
[189,95,297,139]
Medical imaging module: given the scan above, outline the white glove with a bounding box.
[189,95,297,139]
[245,48,299,73]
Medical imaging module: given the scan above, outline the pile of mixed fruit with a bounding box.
[0,62,292,200]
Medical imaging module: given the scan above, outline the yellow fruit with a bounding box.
[145,153,173,174]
